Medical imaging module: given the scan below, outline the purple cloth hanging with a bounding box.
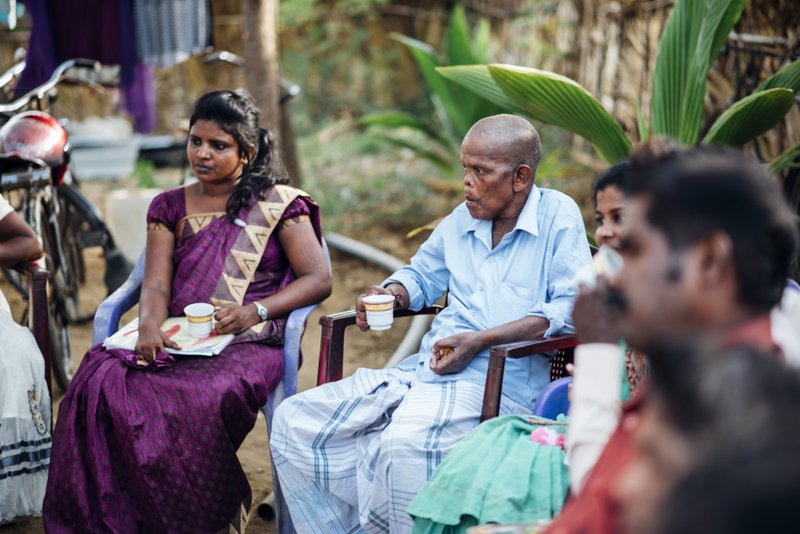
[15,0,55,92]
[16,0,157,133]
[124,62,156,133]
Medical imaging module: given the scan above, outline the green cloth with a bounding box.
[409,415,568,534]
[619,340,631,401]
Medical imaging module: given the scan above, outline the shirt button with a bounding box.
[488,256,494,263]
[477,285,484,292]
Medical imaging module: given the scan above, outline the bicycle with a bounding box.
[0,58,131,390]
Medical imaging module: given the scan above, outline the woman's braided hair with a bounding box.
[189,90,288,220]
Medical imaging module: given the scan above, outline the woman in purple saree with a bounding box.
[43,91,332,533]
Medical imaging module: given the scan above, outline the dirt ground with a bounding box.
[1,187,421,533]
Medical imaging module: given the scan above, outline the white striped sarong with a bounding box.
[270,366,531,533]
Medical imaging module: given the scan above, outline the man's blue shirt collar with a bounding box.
[463,185,541,248]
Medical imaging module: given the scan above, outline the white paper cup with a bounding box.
[184,302,215,338]
[363,294,396,331]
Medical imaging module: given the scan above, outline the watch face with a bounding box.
[259,308,267,320]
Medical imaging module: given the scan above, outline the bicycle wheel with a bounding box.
[58,181,132,315]
[30,195,73,390]
[56,184,90,322]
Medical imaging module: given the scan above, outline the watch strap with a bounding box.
[253,301,268,322]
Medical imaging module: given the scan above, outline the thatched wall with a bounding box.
[566,0,800,161]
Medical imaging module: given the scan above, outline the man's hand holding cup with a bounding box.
[356,284,407,332]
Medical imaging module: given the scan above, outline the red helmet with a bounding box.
[0,111,68,166]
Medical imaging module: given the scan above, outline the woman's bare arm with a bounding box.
[265,221,332,315]
[135,229,179,360]
[0,211,42,267]
[213,220,332,335]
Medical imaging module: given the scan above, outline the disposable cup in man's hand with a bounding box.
[363,294,395,330]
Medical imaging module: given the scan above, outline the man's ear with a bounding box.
[512,164,533,192]
[694,231,735,289]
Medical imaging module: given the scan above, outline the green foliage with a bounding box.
[755,58,800,93]
[439,65,631,163]
[650,0,747,144]
[702,88,795,147]
[133,160,156,189]
[438,0,798,170]
[769,141,800,174]
[360,6,508,178]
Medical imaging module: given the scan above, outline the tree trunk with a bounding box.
[242,0,302,184]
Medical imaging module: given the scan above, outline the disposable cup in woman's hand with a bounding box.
[363,294,396,330]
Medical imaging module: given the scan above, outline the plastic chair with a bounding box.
[92,240,330,534]
[532,376,572,419]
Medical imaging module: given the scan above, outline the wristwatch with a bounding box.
[253,301,269,322]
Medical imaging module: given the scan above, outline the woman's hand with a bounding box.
[430,332,486,375]
[135,322,181,364]
[214,303,260,335]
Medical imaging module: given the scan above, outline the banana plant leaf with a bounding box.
[390,34,472,137]
[702,88,795,147]
[769,141,800,175]
[390,6,508,141]
[755,58,800,94]
[651,0,747,144]
[370,131,455,173]
[446,64,631,163]
[360,111,457,152]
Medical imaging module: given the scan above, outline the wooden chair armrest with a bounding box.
[489,335,578,359]
[12,262,51,396]
[481,334,578,422]
[317,305,443,385]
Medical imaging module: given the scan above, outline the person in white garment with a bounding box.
[0,193,51,524]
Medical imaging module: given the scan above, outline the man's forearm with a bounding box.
[476,315,550,353]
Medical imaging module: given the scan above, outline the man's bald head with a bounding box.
[463,114,542,175]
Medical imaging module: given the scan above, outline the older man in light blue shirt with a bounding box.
[385,180,587,408]
[271,115,592,534]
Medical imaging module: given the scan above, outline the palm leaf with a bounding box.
[651,0,747,144]
[482,64,632,163]
[703,88,795,147]
[438,65,540,118]
[446,6,476,67]
[755,58,800,94]
[769,140,800,175]
[471,19,491,64]
[636,103,650,143]
[443,8,508,130]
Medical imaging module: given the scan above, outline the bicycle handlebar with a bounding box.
[0,60,26,92]
[0,58,101,114]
